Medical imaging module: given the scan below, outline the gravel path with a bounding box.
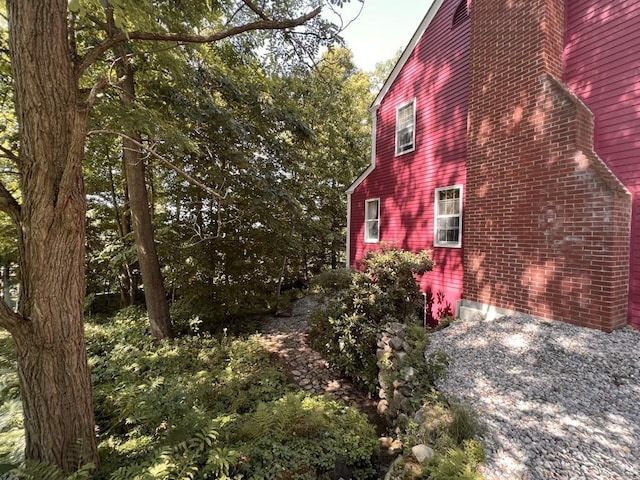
[426,315,640,480]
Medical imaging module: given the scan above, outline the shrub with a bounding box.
[231,392,379,479]
[309,268,355,296]
[309,245,433,393]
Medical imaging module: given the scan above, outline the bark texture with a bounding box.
[5,0,99,471]
[119,62,173,339]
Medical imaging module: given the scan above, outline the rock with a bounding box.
[401,366,416,381]
[413,408,426,422]
[411,444,435,464]
[395,351,407,363]
[384,456,404,480]
[398,385,413,397]
[377,399,389,415]
[389,336,404,350]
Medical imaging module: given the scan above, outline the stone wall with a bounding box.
[376,322,423,428]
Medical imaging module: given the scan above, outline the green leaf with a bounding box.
[0,464,17,475]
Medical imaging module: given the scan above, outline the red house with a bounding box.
[347,0,640,331]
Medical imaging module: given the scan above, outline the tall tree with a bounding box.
[105,2,173,339]
[0,0,334,471]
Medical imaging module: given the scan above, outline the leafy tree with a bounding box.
[289,47,372,272]
[369,49,402,93]
[0,0,347,472]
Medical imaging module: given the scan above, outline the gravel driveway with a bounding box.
[426,315,640,480]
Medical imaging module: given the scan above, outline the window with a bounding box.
[434,186,462,247]
[452,0,469,28]
[364,199,380,243]
[395,99,415,155]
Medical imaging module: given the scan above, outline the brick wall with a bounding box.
[464,0,632,331]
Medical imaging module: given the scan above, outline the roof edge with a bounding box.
[371,0,446,109]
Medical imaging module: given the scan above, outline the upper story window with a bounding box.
[434,186,462,247]
[452,0,469,28]
[395,99,416,156]
[364,198,380,243]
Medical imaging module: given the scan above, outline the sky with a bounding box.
[333,0,436,72]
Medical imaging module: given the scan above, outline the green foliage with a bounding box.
[309,245,434,392]
[81,307,380,479]
[0,330,22,464]
[396,398,485,480]
[232,392,379,479]
[108,428,240,480]
[309,268,355,295]
[447,403,483,446]
[357,244,434,320]
[89,308,286,443]
[423,440,485,480]
[0,461,94,480]
[169,295,265,337]
[83,28,372,321]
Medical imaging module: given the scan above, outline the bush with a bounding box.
[309,268,355,296]
[309,245,433,393]
[231,392,379,479]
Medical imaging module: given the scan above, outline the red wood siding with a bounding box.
[564,0,640,328]
[349,0,470,323]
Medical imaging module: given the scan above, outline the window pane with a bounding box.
[396,102,415,154]
[438,198,459,215]
[398,128,413,150]
[398,104,413,129]
[435,187,462,246]
[366,200,378,220]
[367,220,379,239]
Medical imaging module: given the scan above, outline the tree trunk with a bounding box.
[119,69,173,339]
[108,160,137,307]
[5,0,99,471]
[2,265,11,307]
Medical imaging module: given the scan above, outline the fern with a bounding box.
[1,461,94,480]
[108,427,240,480]
[424,440,485,480]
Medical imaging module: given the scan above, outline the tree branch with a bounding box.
[81,77,109,111]
[0,296,23,333]
[241,0,270,21]
[75,7,322,77]
[87,130,225,199]
[0,145,20,166]
[0,182,20,223]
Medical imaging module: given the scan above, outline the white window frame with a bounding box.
[434,185,463,248]
[364,198,380,243]
[395,99,416,156]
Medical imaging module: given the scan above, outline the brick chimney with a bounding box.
[463,0,631,330]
